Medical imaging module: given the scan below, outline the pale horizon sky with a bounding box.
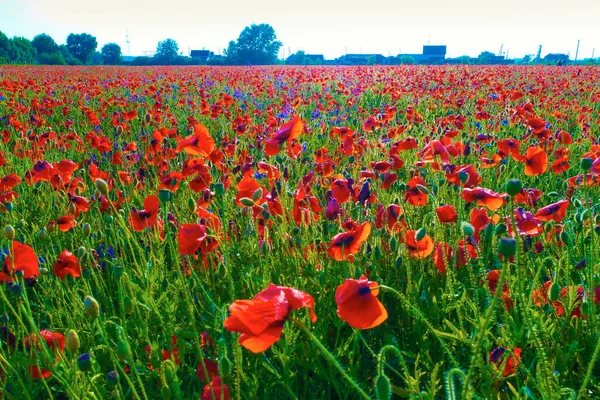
[1,0,599,60]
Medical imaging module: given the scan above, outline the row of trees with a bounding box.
[1,24,283,66]
[1,31,122,65]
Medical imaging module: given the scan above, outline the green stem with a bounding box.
[289,317,370,400]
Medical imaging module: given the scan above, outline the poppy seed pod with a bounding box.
[95,179,109,196]
[66,330,80,353]
[461,222,474,236]
[580,158,593,170]
[458,171,469,183]
[498,238,517,258]
[158,189,173,203]
[83,296,99,319]
[505,179,522,197]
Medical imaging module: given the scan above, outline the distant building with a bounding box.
[284,54,324,64]
[336,54,385,65]
[122,56,136,64]
[189,50,215,63]
[544,53,569,64]
[422,45,446,62]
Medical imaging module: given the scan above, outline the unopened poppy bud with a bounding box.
[375,374,392,400]
[83,296,99,319]
[145,113,151,123]
[116,340,130,361]
[549,282,561,302]
[116,125,123,135]
[494,223,507,235]
[67,202,77,215]
[252,188,263,202]
[458,171,469,183]
[214,182,225,196]
[66,329,80,353]
[10,283,23,297]
[107,371,120,386]
[82,223,91,236]
[415,184,429,194]
[580,158,593,171]
[158,189,173,203]
[239,197,255,207]
[498,238,517,258]
[95,179,109,196]
[77,246,86,257]
[187,198,196,213]
[461,222,474,236]
[4,225,15,240]
[415,228,427,241]
[4,202,13,211]
[77,353,93,372]
[505,179,522,197]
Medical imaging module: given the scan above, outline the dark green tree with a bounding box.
[32,34,60,56]
[0,31,13,63]
[101,43,122,65]
[155,38,179,64]
[478,51,495,65]
[60,44,81,65]
[9,37,37,64]
[66,33,98,64]
[226,24,282,65]
[286,50,306,65]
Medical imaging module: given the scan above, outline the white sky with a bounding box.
[1,0,599,60]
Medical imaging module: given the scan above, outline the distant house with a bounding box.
[337,54,385,65]
[544,53,569,64]
[122,56,136,64]
[189,50,215,63]
[422,45,446,62]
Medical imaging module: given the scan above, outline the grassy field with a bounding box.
[0,65,599,399]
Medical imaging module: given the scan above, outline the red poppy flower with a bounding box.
[264,117,304,156]
[224,284,316,353]
[335,275,387,329]
[202,377,230,400]
[235,176,262,207]
[52,250,81,279]
[490,347,521,377]
[197,359,220,381]
[56,215,77,232]
[1,241,39,282]
[514,146,548,176]
[327,222,371,261]
[535,200,569,222]
[178,224,207,255]
[462,187,505,211]
[25,330,65,379]
[129,195,160,231]
[402,230,434,259]
[436,204,457,223]
[433,242,453,274]
[445,164,481,188]
[176,124,215,157]
[470,207,491,232]
[404,176,428,206]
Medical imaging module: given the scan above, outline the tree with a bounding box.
[226,24,282,65]
[286,50,306,65]
[155,39,179,64]
[32,34,59,56]
[10,37,36,64]
[101,43,122,65]
[60,45,81,65]
[400,55,415,65]
[0,31,13,62]
[478,51,495,65]
[66,33,97,64]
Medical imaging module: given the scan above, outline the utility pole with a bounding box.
[592,48,595,59]
[126,31,131,56]
[575,39,580,61]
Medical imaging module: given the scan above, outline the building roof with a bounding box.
[190,50,214,58]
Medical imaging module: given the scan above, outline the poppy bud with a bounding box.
[161,386,172,400]
[4,202,13,211]
[252,188,263,202]
[95,179,109,196]
[415,184,429,194]
[145,113,151,123]
[116,125,123,135]
[124,296,134,314]
[158,189,173,203]
[505,179,522,197]
[549,282,561,302]
[390,237,397,252]
[107,371,120,386]
[105,215,113,224]
[67,202,77,215]
[547,191,559,198]
[83,296,99,319]
[461,222,474,236]
[415,228,427,241]
[239,197,255,207]
[10,283,23,297]
[187,198,196,213]
[458,171,469,184]
[498,238,517,258]
[4,225,15,240]
[494,223,507,235]
[214,182,225,196]
[580,158,593,171]
[116,340,130,362]
[375,374,392,400]
[77,353,93,372]
[82,223,91,237]
[66,329,80,353]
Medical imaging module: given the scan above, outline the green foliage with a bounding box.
[101,43,122,65]
[9,37,37,64]
[226,23,282,65]
[155,38,180,64]
[287,50,306,65]
[32,33,60,56]
[66,33,98,64]
[36,51,66,65]
[400,55,415,65]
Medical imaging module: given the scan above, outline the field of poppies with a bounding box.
[0,65,599,399]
